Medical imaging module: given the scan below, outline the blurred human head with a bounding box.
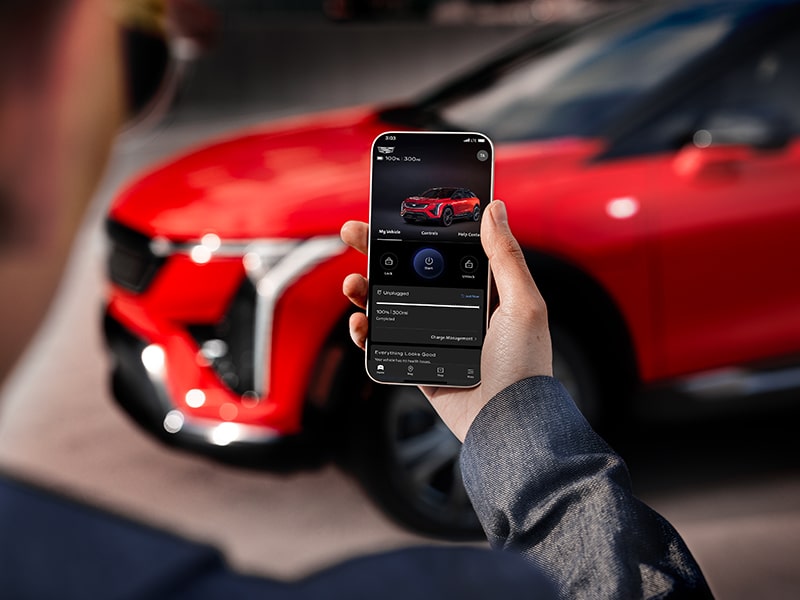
[0,0,215,384]
[0,0,127,385]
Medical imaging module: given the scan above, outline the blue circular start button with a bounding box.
[413,248,445,279]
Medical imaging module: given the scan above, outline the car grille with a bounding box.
[406,202,427,208]
[188,277,257,396]
[106,219,166,293]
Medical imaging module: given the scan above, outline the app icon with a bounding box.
[460,255,478,274]
[380,252,398,271]
[413,248,445,279]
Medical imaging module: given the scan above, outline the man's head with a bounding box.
[0,0,216,384]
[0,0,126,383]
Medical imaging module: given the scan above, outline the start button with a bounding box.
[413,248,445,279]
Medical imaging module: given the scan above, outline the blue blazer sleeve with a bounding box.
[460,376,714,599]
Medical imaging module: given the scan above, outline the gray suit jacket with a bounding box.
[461,376,713,599]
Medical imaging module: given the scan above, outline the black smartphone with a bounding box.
[366,131,494,387]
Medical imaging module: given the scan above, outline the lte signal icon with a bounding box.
[463,137,471,143]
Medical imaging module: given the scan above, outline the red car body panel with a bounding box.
[653,140,800,376]
[111,109,379,241]
[496,140,662,381]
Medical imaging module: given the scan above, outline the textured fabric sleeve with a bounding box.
[460,376,713,600]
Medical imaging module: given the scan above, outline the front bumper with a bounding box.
[104,311,324,470]
[104,222,365,469]
[401,208,438,221]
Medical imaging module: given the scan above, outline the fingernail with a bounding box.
[491,200,508,225]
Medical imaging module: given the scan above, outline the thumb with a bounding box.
[481,201,542,306]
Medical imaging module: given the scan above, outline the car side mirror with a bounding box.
[673,110,790,180]
[694,109,790,151]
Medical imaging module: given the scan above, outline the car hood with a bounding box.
[110,108,388,241]
[110,106,600,241]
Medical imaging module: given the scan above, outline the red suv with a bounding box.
[105,0,800,537]
[401,187,481,226]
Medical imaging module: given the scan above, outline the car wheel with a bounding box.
[550,324,601,423]
[344,381,484,539]
[441,207,454,227]
[472,205,481,221]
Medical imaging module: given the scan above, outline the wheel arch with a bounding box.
[522,248,641,403]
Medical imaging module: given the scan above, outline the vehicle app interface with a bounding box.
[367,131,493,387]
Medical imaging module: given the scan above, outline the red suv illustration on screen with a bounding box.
[401,187,481,226]
[104,0,800,539]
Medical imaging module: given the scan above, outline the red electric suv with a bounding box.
[401,187,482,226]
[104,0,800,537]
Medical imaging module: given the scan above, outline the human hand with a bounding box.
[341,200,552,441]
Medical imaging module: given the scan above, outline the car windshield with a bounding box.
[413,3,740,142]
[420,188,457,198]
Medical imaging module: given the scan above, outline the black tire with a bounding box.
[441,206,454,227]
[472,205,481,222]
[342,380,483,539]
[550,324,602,424]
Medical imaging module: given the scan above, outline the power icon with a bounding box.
[413,248,445,279]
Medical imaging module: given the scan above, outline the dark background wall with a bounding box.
[171,17,532,119]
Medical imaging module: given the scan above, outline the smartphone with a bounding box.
[366,131,494,387]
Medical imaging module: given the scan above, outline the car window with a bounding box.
[432,3,738,142]
[422,188,455,199]
[708,33,800,133]
[615,26,800,155]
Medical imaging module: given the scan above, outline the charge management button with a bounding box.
[413,248,445,279]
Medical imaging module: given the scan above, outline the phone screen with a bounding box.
[366,131,494,387]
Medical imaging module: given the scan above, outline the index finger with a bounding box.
[340,220,369,255]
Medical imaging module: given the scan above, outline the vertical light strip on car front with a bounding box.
[245,237,346,400]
